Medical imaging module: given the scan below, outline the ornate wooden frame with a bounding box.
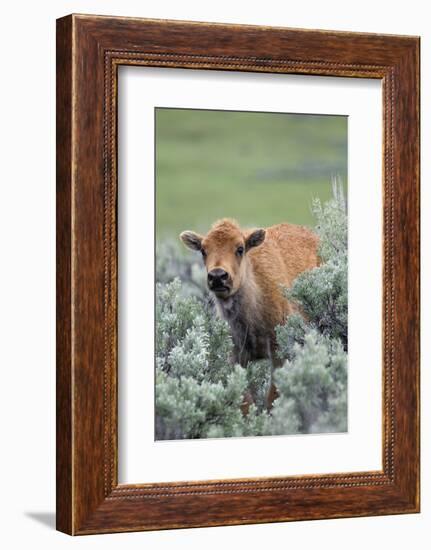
[56,14,420,535]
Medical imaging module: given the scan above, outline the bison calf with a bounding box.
[180,218,319,408]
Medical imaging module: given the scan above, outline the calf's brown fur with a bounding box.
[180,218,319,408]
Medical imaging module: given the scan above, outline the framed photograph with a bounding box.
[56,14,420,535]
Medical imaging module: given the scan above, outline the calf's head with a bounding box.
[180,219,265,299]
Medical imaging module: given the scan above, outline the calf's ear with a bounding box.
[245,229,266,251]
[179,230,203,251]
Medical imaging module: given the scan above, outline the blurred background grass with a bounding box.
[155,108,347,238]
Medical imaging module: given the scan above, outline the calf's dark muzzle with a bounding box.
[207,268,231,292]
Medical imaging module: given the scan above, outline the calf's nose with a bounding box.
[208,268,229,287]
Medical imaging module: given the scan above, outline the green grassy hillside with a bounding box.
[155,108,347,237]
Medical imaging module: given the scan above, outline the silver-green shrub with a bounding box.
[269,180,348,434]
[265,331,347,435]
[155,279,268,439]
[156,239,207,300]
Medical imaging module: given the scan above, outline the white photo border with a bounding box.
[117,66,382,484]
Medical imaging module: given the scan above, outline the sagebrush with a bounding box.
[155,183,348,439]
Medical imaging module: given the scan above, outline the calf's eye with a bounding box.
[236,246,244,257]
